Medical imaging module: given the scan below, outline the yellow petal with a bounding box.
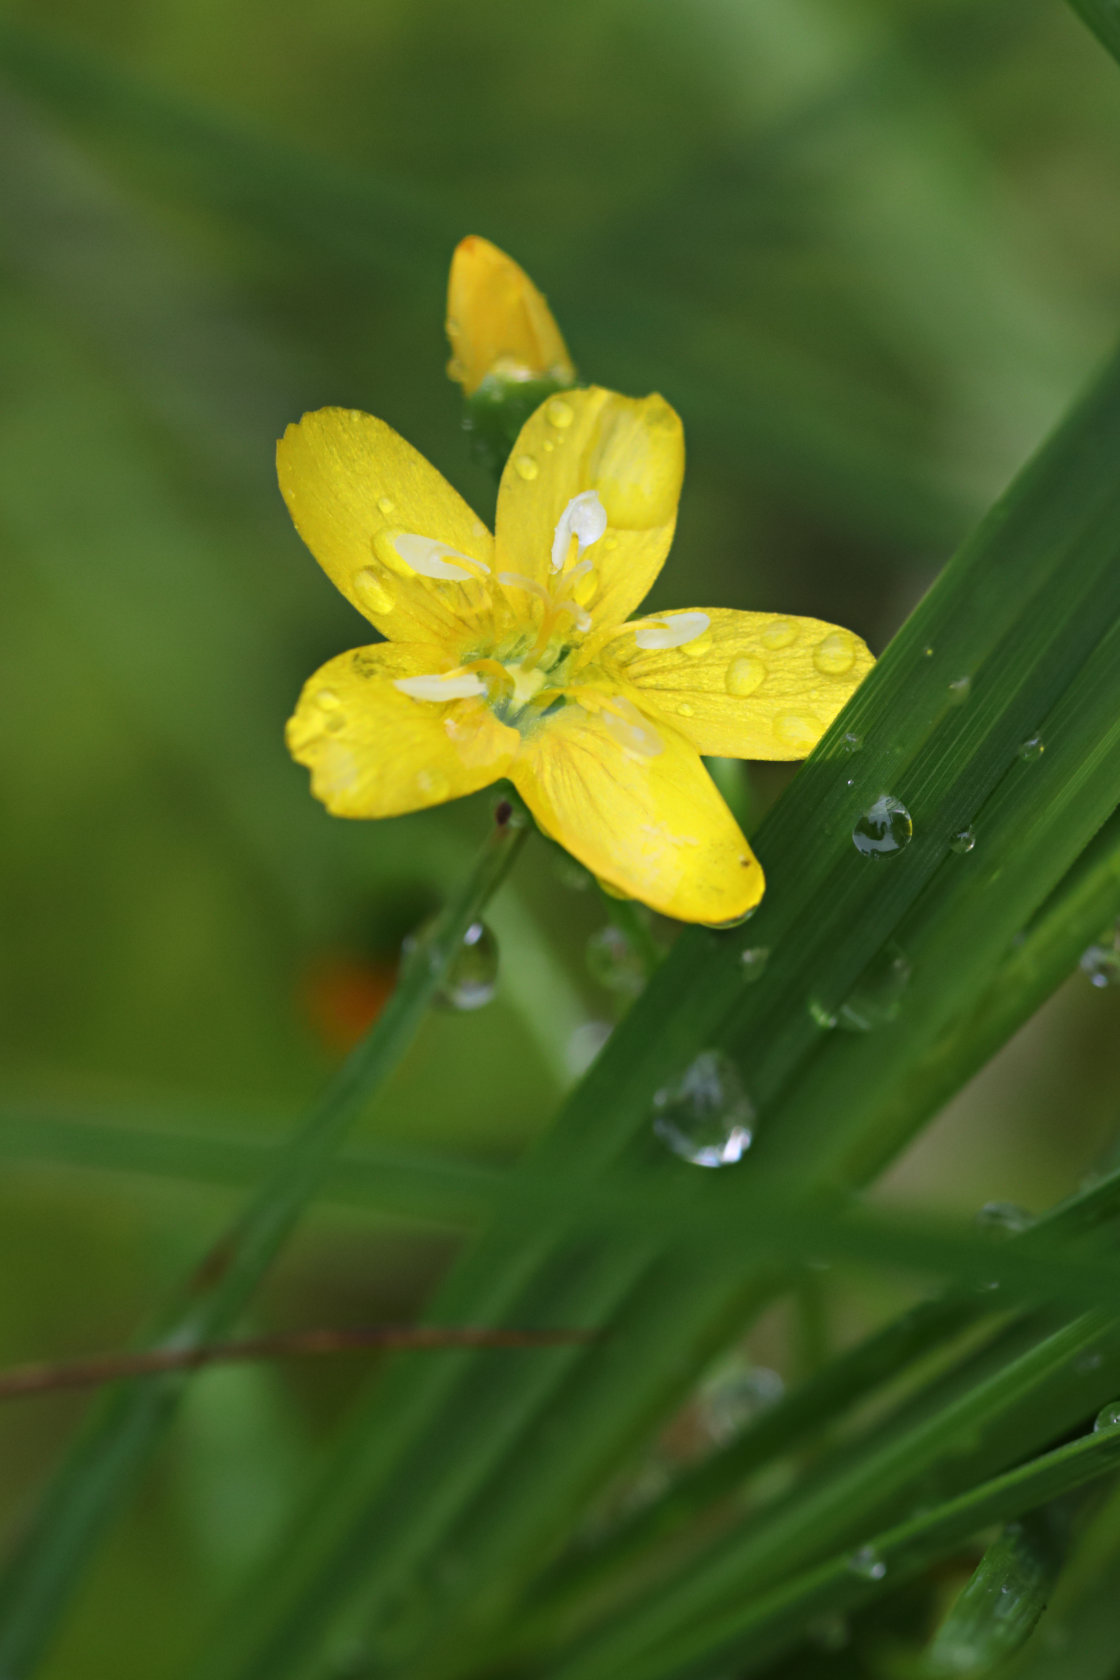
[494,386,684,632]
[277,408,494,651]
[446,236,575,396]
[511,699,762,924]
[600,608,874,759]
[287,643,517,818]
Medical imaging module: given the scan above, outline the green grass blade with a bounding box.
[196,340,1120,1680]
[0,808,525,1679]
[1066,1,1120,65]
[922,1513,1062,1680]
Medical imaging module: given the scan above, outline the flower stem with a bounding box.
[0,798,527,1680]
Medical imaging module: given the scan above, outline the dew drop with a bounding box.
[401,917,499,1011]
[740,946,770,982]
[699,1362,783,1444]
[808,997,837,1030]
[514,454,539,481]
[708,907,756,930]
[852,795,913,859]
[975,1201,1034,1237]
[813,630,856,676]
[775,712,822,753]
[837,943,911,1031]
[677,702,695,718]
[681,631,713,659]
[1080,941,1120,988]
[949,827,975,855]
[1094,1401,1120,1432]
[316,688,341,709]
[840,731,863,755]
[651,1050,754,1168]
[377,495,396,515]
[948,676,971,705]
[1019,735,1045,762]
[848,1544,887,1581]
[354,567,396,614]
[546,398,574,428]
[761,618,797,651]
[725,655,767,698]
[586,924,648,998]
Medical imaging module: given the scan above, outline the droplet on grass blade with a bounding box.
[586,925,647,997]
[975,1202,1034,1237]
[837,943,911,1031]
[652,1050,754,1168]
[852,795,912,859]
[848,1544,887,1581]
[1094,1402,1120,1432]
[402,917,499,1011]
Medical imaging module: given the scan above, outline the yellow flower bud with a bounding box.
[446,236,575,396]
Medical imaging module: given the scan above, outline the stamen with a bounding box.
[633,611,711,651]
[551,491,608,573]
[556,601,592,633]
[498,571,551,607]
[393,533,490,583]
[394,672,487,701]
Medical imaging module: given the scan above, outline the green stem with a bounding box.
[0,801,526,1680]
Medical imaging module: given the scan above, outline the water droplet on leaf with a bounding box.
[1080,941,1120,988]
[848,1544,887,1581]
[837,943,911,1031]
[949,828,975,854]
[1094,1401,1120,1432]
[699,1362,783,1444]
[652,1050,754,1168]
[1019,735,1044,762]
[975,1201,1034,1237]
[840,731,863,755]
[808,997,837,1030]
[740,947,769,981]
[587,924,648,998]
[948,676,971,705]
[852,795,913,858]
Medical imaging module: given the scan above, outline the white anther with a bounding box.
[394,672,487,701]
[551,491,608,573]
[633,611,711,651]
[393,533,489,582]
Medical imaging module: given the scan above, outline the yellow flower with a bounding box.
[279,389,872,924]
[446,236,575,396]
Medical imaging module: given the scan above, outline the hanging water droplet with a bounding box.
[975,1201,1035,1237]
[852,795,913,859]
[708,906,757,930]
[1094,1401,1120,1432]
[513,454,539,481]
[652,1051,754,1168]
[760,619,797,650]
[586,924,648,998]
[1019,735,1045,762]
[1080,941,1120,988]
[739,947,770,982]
[813,631,857,677]
[698,1362,784,1444]
[848,1544,887,1581]
[949,827,976,855]
[837,943,911,1031]
[947,676,972,705]
[808,997,837,1030]
[725,655,767,697]
[403,918,499,1011]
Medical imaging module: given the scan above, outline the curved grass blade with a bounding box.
[921,1512,1062,1679]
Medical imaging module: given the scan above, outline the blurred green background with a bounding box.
[3,0,1120,1671]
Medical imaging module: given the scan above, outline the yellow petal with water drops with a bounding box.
[599,607,874,760]
[494,386,684,632]
[511,700,763,924]
[277,408,495,652]
[446,236,575,396]
[286,642,518,818]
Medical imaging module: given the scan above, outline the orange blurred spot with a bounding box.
[301,954,397,1053]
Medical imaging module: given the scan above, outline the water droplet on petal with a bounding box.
[316,688,341,709]
[514,454,539,481]
[1080,941,1120,988]
[725,656,766,698]
[677,701,695,718]
[546,398,574,428]
[761,619,797,650]
[776,712,822,753]
[852,795,912,858]
[587,924,648,998]
[975,1201,1034,1237]
[377,495,396,515]
[1094,1401,1120,1432]
[813,631,857,676]
[1019,735,1045,762]
[740,946,770,981]
[652,1050,754,1168]
[848,1544,887,1581]
[837,943,911,1031]
[354,567,395,614]
[950,828,976,855]
[948,676,971,705]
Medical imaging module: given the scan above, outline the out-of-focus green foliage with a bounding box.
[4,2,1120,1676]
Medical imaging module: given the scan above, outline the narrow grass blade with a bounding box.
[0,806,525,1679]
[921,1512,1062,1679]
